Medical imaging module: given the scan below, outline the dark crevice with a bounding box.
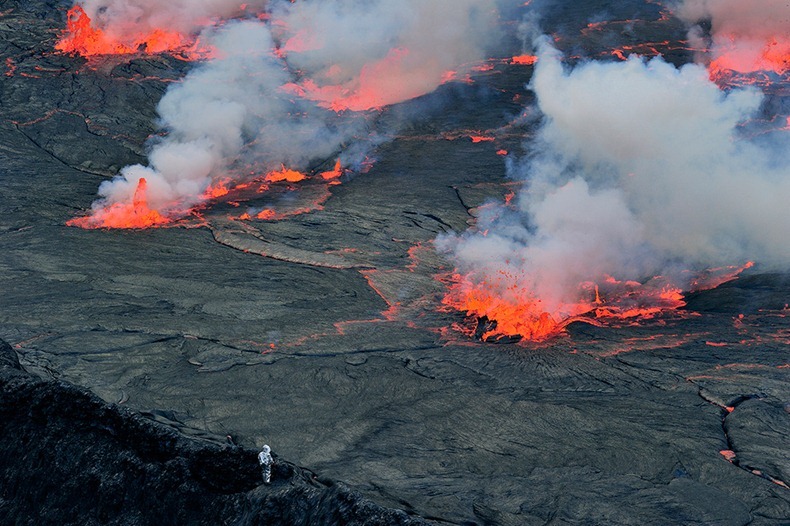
[449,186,474,217]
[689,382,787,487]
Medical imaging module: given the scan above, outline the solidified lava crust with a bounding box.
[1,1,789,525]
[0,340,430,526]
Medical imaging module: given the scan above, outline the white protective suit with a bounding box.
[258,445,273,484]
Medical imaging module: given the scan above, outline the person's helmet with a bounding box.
[262,445,271,454]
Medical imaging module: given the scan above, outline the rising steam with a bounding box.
[438,39,790,340]
[68,0,497,228]
[271,0,497,111]
[74,0,267,42]
[676,0,790,77]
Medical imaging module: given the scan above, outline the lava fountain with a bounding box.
[56,5,191,57]
[66,178,172,229]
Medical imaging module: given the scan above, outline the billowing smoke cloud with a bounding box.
[675,0,790,76]
[89,20,363,217]
[271,0,498,110]
[438,39,790,338]
[75,0,268,41]
[71,0,498,227]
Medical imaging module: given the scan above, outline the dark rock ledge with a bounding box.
[0,340,431,526]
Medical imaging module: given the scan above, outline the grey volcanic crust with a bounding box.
[0,340,428,526]
[1,1,789,525]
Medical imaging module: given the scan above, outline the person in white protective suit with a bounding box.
[258,445,273,484]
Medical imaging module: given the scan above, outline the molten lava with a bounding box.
[56,5,196,57]
[470,135,495,143]
[319,159,343,180]
[444,272,688,342]
[706,36,790,88]
[511,54,538,66]
[67,178,172,229]
[264,166,307,183]
[203,179,231,199]
[256,209,277,220]
[282,47,466,112]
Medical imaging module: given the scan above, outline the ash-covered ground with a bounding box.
[1,1,788,524]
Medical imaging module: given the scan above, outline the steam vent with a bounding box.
[1,1,788,524]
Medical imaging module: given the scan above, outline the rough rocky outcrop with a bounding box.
[0,340,428,526]
[1,1,788,524]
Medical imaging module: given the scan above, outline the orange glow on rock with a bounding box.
[282,47,465,112]
[55,5,201,58]
[443,283,569,341]
[319,159,343,180]
[444,272,687,342]
[203,179,231,199]
[708,36,790,85]
[56,6,132,55]
[256,209,277,220]
[688,262,754,292]
[470,135,495,143]
[67,178,172,229]
[720,450,736,461]
[264,166,307,183]
[510,54,538,66]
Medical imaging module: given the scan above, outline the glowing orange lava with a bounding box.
[264,166,307,183]
[282,47,465,112]
[708,36,790,85]
[319,159,343,180]
[256,209,277,220]
[444,272,687,342]
[203,179,231,199]
[67,178,172,229]
[443,281,574,341]
[511,54,538,66]
[688,262,754,292]
[470,135,495,143]
[56,5,198,57]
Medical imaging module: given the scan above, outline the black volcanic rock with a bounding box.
[0,340,428,525]
[1,1,789,525]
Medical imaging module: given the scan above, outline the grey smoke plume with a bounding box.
[74,0,498,223]
[438,39,790,326]
[675,0,790,73]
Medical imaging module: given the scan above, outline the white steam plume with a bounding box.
[439,40,790,330]
[675,0,790,74]
[93,20,364,214]
[271,0,498,110]
[75,0,268,40]
[75,0,498,224]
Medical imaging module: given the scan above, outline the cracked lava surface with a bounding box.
[1,1,788,524]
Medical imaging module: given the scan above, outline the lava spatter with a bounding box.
[67,178,173,229]
[56,5,194,57]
